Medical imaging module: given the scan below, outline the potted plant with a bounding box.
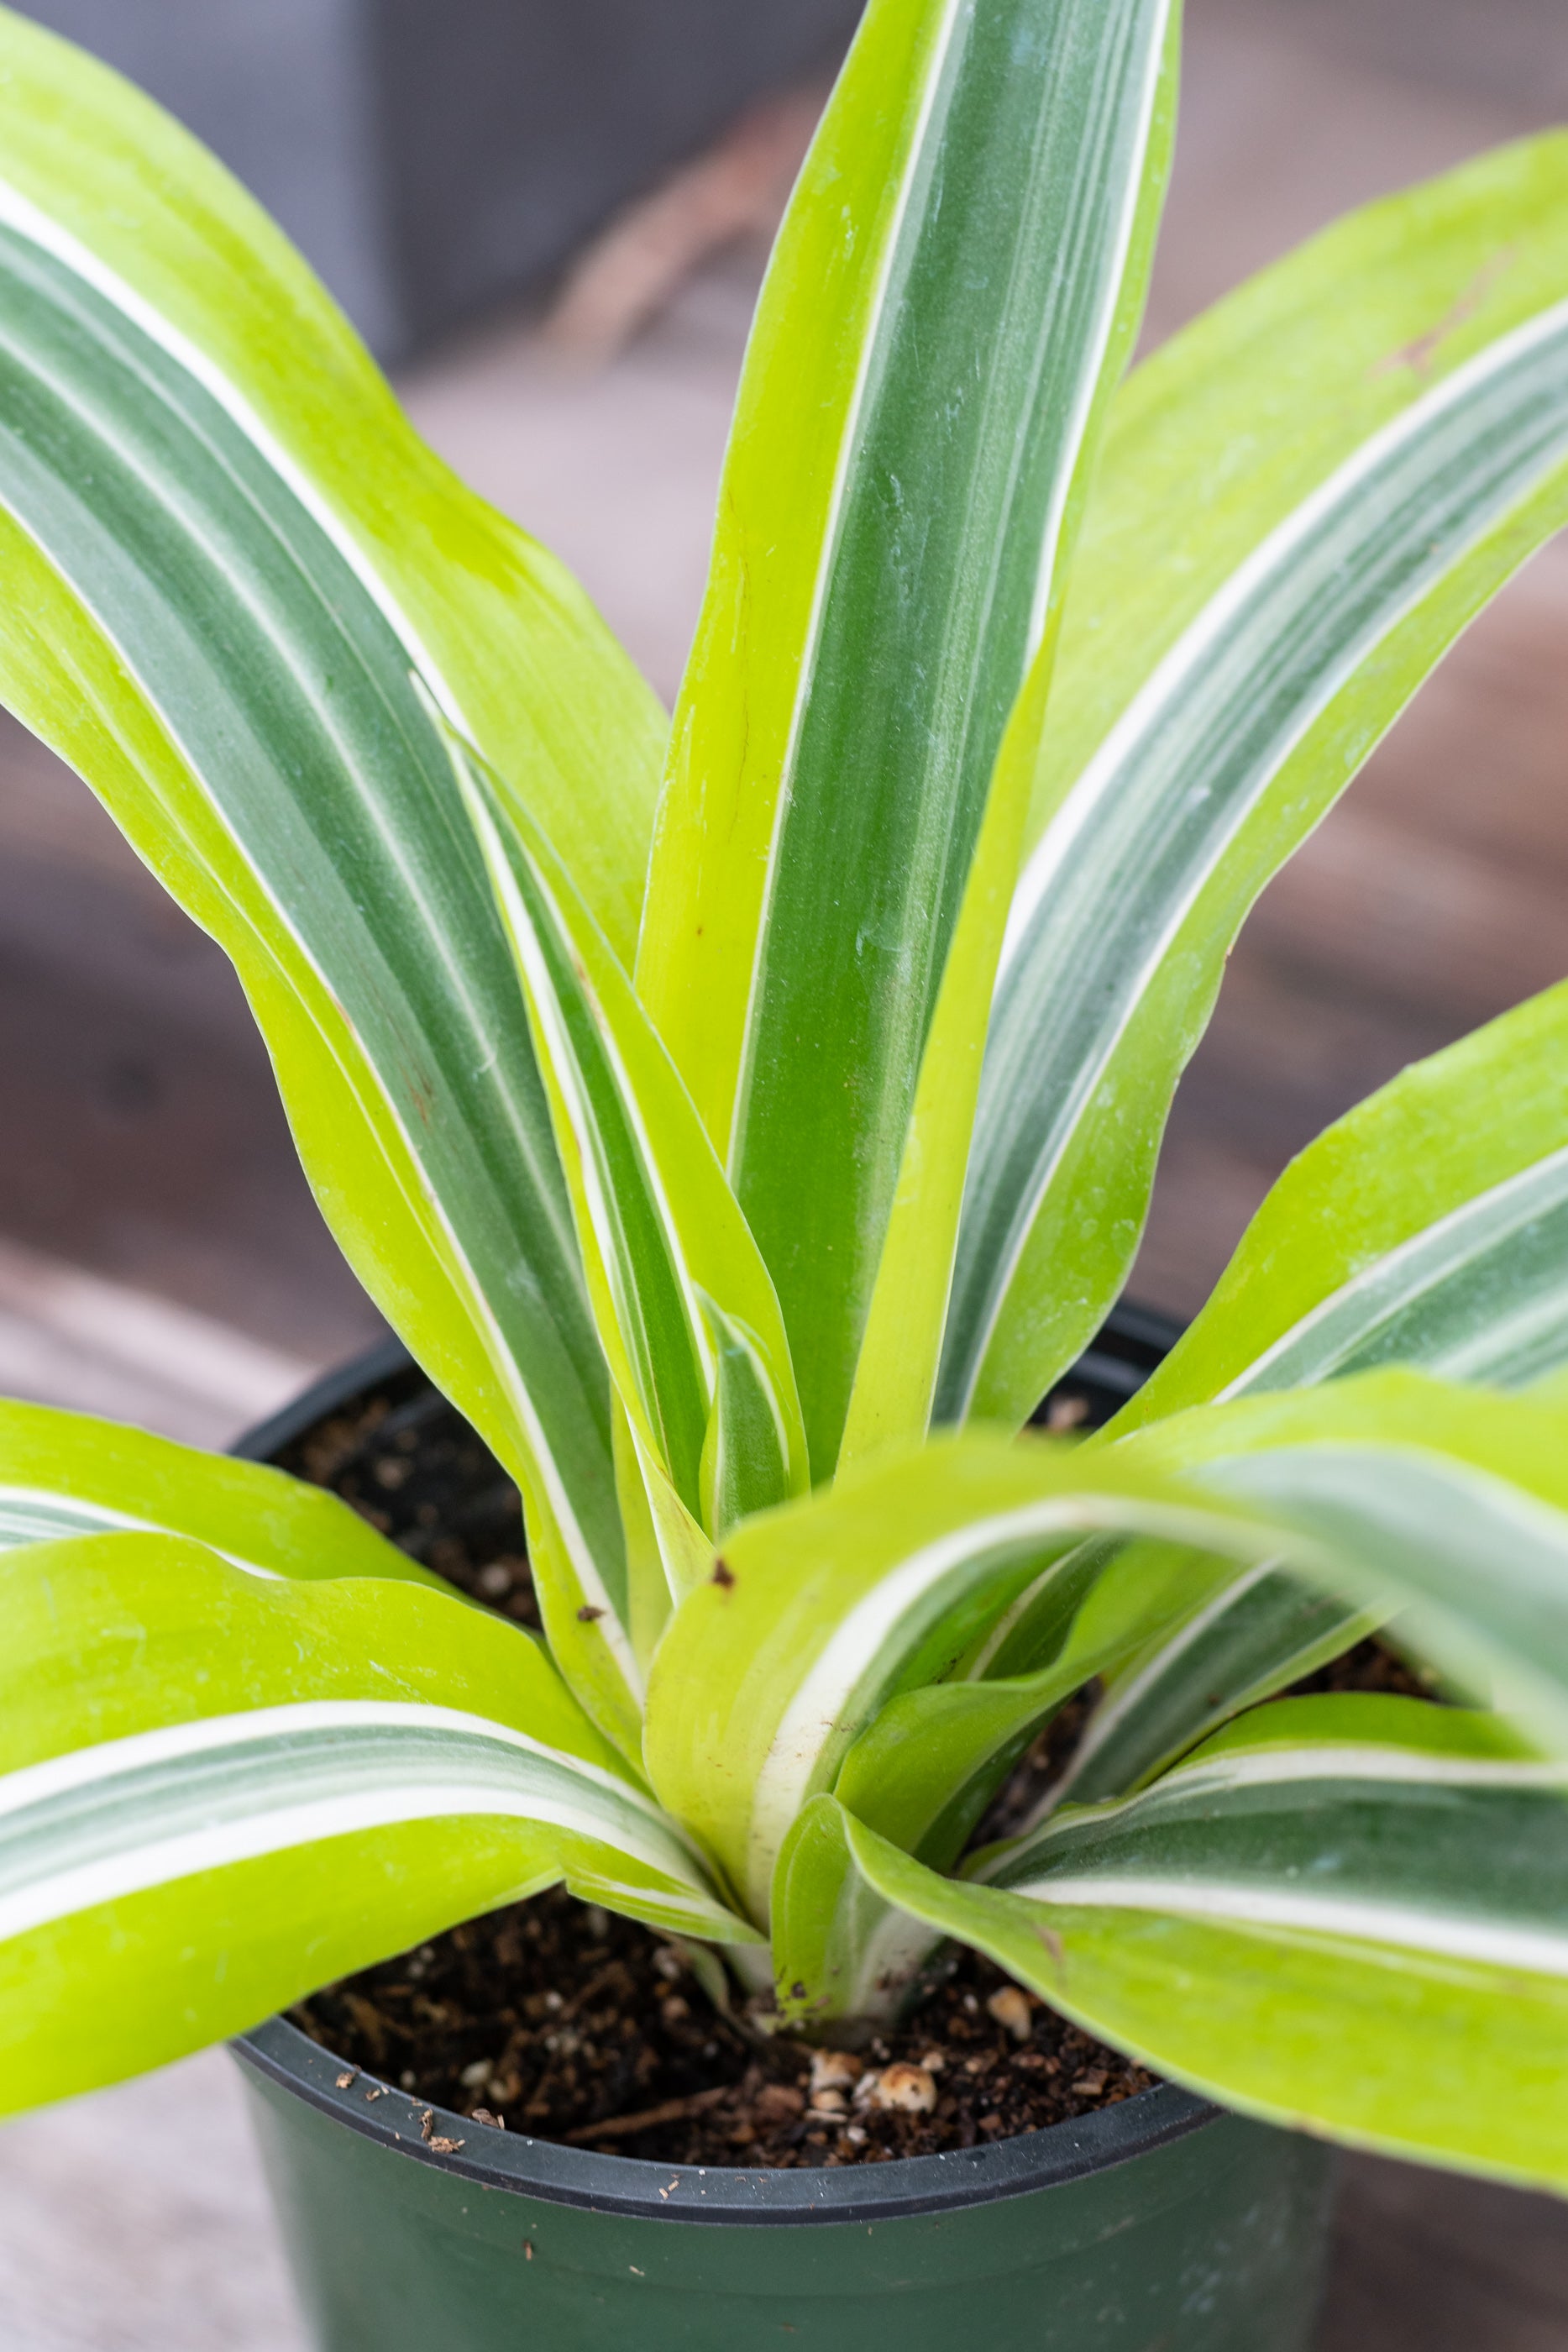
[0,0,1565,2344]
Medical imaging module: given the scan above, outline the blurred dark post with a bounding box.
[16,0,863,357]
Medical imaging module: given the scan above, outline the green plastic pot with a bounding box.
[234,2017,1335,2351]
[231,1320,1339,2351]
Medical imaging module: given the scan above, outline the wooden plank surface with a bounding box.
[1322,2155,1568,2352]
[0,1,1565,2342]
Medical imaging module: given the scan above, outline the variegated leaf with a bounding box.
[645,1420,1348,1926]
[638,0,1177,1478]
[769,1533,1229,2014]
[1120,1375,1568,1751]
[1118,979,1568,1432]
[835,1698,1568,2191]
[648,1374,1568,1991]
[1047,1560,1378,1812]
[0,1398,438,1583]
[0,1529,754,2118]
[939,139,1568,1427]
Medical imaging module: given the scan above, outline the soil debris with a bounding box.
[292,1884,1151,2168]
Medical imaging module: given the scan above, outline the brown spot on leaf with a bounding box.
[1371,252,1512,377]
[711,1558,735,1588]
[576,1604,606,1622]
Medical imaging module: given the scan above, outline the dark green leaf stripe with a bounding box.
[941,294,1568,1424]
[0,11,666,964]
[1200,1439,1568,1740]
[737,0,1171,1476]
[480,787,712,1523]
[0,218,629,1635]
[831,1698,1568,2190]
[699,1297,794,1540]
[451,735,805,1572]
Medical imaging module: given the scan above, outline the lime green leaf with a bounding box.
[0,1530,755,2118]
[768,1611,1124,2024]
[0,1398,438,1585]
[639,0,1177,1478]
[940,137,1568,1428]
[644,1440,1131,1923]
[771,1791,948,2034]
[769,1532,1236,2021]
[1093,983,1568,1790]
[1117,980,1568,1432]
[834,1698,1568,2190]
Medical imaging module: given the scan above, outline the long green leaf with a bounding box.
[0,1398,438,1583]
[938,137,1568,1427]
[0,1530,754,2118]
[646,1421,1317,1926]
[1116,981,1568,1432]
[1120,1376,1568,1751]
[836,1698,1568,2191]
[638,0,1177,1478]
[0,8,669,1751]
[450,733,806,1600]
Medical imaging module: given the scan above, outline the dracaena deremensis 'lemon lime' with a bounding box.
[1,0,1567,2193]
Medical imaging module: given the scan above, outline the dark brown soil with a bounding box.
[271,1368,538,1628]
[281,1361,1431,2166]
[292,1886,1151,2166]
[1290,1635,1441,1701]
[972,1680,1104,1846]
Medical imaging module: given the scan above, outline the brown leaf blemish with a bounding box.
[1371,252,1512,378]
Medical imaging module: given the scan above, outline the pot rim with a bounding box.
[231,1320,1210,2227]
[233,2013,1214,2223]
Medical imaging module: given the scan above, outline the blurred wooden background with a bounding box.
[0,0,1565,2344]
